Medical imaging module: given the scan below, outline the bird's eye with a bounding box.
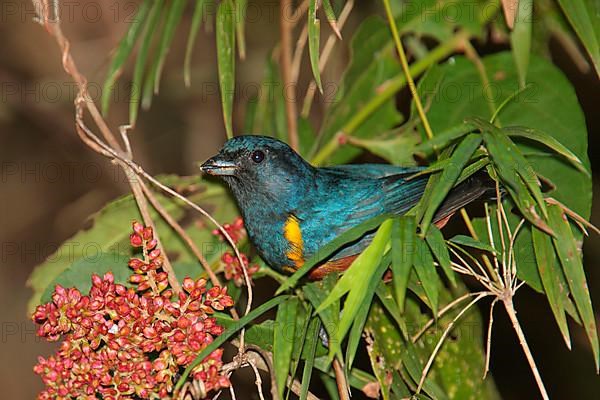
[251,150,265,164]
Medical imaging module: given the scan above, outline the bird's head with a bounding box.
[199,135,315,204]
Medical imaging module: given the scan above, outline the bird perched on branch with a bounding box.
[200,135,494,279]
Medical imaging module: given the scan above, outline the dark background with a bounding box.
[1,0,598,398]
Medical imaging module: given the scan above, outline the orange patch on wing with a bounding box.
[308,254,359,280]
[434,213,454,229]
[284,214,304,269]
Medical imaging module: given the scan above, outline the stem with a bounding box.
[460,208,500,285]
[311,31,468,166]
[280,0,298,151]
[417,293,488,394]
[382,0,434,140]
[503,298,550,400]
[332,358,350,400]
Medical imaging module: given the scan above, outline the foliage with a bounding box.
[28,0,599,399]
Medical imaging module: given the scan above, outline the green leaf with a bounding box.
[316,221,392,360]
[277,214,392,293]
[510,0,533,87]
[141,0,186,110]
[413,238,439,314]
[235,0,247,59]
[299,318,320,400]
[365,301,406,400]
[531,227,571,347]
[391,216,415,312]
[184,0,209,87]
[425,226,455,286]
[129,0,164,125]
[308,0,323,93]
[376,283,408,338]
[288,303,311,399]
[401,341,448,400]
[448,235,498,254]
[547,204,599,370]
[316,220,392,313]
[213,315,276,351]
[345,253,391,370]
[274,297,300,399]
[503,126,590,177]
[216,0,236,139]
[322,0,340,38]
[557,0,600,76]
[320,373,341,400]
[175,295,289,392]
[40,253,131,303]
[414,147,452,228]
[102,0,151,115]
[153,0,187,93]
[476,120,550,232]
[348,130,420,166]
[413,122,476,156]
[393,0,490,41]
[408,151,488,181]
[313,359,379,391]
[303,274,340,359]
[420,133,482,234]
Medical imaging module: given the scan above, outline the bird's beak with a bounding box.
[199,155,237,176]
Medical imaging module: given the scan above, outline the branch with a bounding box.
[503,298,550,400]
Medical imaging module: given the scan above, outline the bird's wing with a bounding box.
[322,164,423,178]
[298,165,428,260]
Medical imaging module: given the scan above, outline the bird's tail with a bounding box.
[432,171,500,227]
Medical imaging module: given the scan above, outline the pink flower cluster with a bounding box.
[221,252,260,287]
[32,222,234,399]
[212,217,260,287]
[212,217,246,244]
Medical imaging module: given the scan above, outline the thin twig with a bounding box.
[416,293,489,394]
[411,291,488,343]
[382,0,434,140]
[290,0,310,29]
[248,358,266,400]
[503,298,550,400]
[291,24,309,83]
[128,174,182,293]
[332,358,351,400]
[484,298,499,378]
[280,0,299,151]
[138,180,220,286]
[545,197,600,235]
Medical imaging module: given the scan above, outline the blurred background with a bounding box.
[1,0,599,398]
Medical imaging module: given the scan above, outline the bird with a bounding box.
[200,135,495,279]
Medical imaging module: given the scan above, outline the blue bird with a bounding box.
[200,135,493,278]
